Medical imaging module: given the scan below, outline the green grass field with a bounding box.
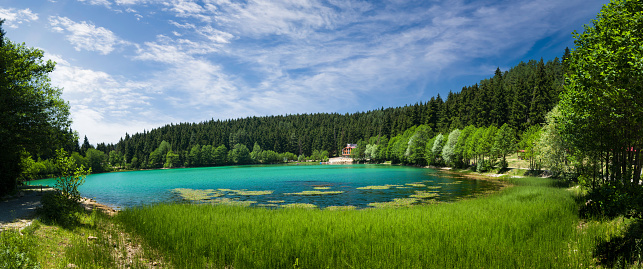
[115,177,613,268]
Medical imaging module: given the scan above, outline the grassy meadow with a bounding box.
[115,177,615,268]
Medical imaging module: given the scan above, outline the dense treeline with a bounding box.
[87,56,566,170]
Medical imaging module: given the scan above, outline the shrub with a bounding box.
[38,149,90,227]
[580,182,643,219]
[38,191,82,227]
[476,160,491,172]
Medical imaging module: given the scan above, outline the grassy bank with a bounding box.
[116,177,608,268]
[2,176,637,268]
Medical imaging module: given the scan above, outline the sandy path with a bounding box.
[1,187,117,230]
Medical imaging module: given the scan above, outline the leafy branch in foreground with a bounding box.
[38,149,91,227]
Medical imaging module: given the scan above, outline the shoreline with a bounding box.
[29,164,527,217]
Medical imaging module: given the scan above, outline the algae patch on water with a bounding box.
[409,191,439,199]
[208,198,256,207]
[313,186,331,190]
[281,203,317,209]
[172,188,223,201]
[356,184,402,190]
[285,190,344,196]
[217,189,274,195]
[368,198,419,208]
[405,183,426,187]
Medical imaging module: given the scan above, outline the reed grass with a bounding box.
[116,177,605,268]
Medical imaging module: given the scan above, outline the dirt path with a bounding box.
[0,189,53,230]
[1,187,117,230]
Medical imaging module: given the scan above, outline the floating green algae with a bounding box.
[357,184,402,190]
[426,186,442,189]
[357,185,391,190]
[284,190,344,196]
[208,198,256,207]
[405,183,426,187]
[281,203,317,209]
[409,191,440,199]
[257,203,279,207]
[439,181,463,185]
[313,186,331,190]
[368,198,419,208]
[217,189,273,195]
[172,188,223,201]
[266,200,285,203]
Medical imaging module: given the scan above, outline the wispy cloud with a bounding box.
[47,52,166,143]
[27,0,606,143]
[76,0,112,8]
[49,16,130,55]
[0,7,38,28]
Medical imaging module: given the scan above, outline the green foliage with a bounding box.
[85,148,107,173]
[0,230,40,269]
[164,150,180,168]
[0,22,73,195]
[537,106,574,178]
[108,150,124,167]
[580,181,643,219]
[230,144,251,164]
[441,129,461,167]
[350,140,367,162]
[492,123,516,168]
[38,191,83,227]
[250,142,263,163]
[519,125,542,170]
[405,125,432,165]
[261,150,281,163]
[149,140,171,168]
[455,125,476,166]
[54,149,90,204]
[39,149,90,226]
[559,0,643,187]
[430,133,445,165]
[476,159,492,173]
[213,145,228,165]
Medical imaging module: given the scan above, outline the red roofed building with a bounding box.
[342,144,357,156]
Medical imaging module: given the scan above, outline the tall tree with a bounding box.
[559,0,643,187]
[0,21,72,194]
[491,68,508,125]
[529,59,551,126]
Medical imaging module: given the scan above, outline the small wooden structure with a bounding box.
[342,144,357,156]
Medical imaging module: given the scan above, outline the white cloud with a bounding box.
[76,0,112,8]
[49,16,129,55]
[47,53,165,143]
[0,7,38,28]
[26,0,606,143]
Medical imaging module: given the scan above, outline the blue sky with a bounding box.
[1,0,608,145]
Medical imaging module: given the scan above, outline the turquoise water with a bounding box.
[30,164,499,209]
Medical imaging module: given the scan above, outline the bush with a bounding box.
[0,230,40,269]
[37,149,91,227]
[580,182,643,219]
[38,191,82,227]
[476,160,491,172]
[497,158,509,169]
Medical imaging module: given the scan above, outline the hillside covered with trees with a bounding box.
[73,55,567,171]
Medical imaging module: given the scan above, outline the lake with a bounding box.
[30,164,500,209]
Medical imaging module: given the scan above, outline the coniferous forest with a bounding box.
[89,56,567,170]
